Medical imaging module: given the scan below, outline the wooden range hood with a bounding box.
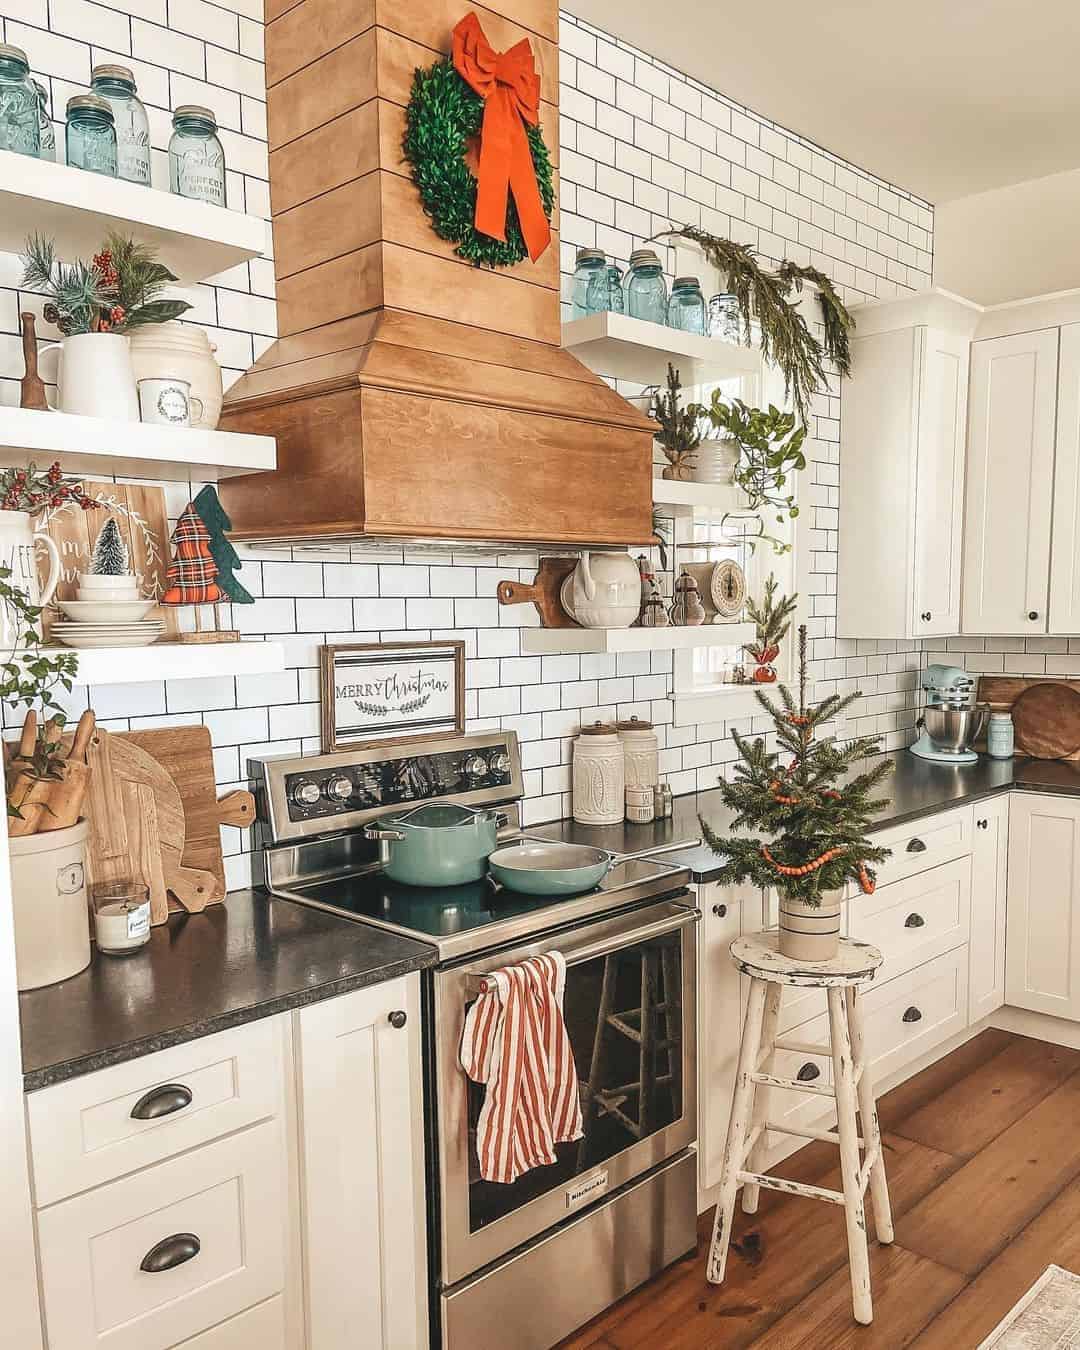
[218,0,655,547]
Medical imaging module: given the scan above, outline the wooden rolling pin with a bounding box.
[7,712,53,837]
[38,710,96,833]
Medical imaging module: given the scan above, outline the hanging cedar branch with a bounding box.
[652,227,855,426]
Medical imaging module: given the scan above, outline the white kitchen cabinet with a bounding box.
[295,972,429,1350]
[838,291,976,640]
[1006,793,1080,1020]
[1049,324,1080,631]
[695,881,746,1194]
[962,328,1060,634]
[969,795,1010,1021]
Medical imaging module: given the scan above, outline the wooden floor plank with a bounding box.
[888,1034,1080,1158]
[910,1177,1080,1349]
[875,1028,1014,1135]
[893,1069,1080,1275]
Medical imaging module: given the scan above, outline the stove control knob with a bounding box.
[463,753,488,778]
[326,775,353,802]
[489,751,511,775]
[292,779,321,807]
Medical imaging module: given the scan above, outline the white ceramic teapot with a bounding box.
[565,551,641,628]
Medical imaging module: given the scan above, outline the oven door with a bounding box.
[434,897,699,1286]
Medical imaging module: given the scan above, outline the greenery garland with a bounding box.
[403,58,555,269]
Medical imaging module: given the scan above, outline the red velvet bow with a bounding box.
[452,12,551,263]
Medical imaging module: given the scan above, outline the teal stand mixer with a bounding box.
[910,664,988,764]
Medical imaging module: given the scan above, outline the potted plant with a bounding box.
[20,232,191,421]
[705,395,806,554]
[650,364,704,480]
[702,626,891,961]
[1,570,93,989]
[742,574,798,683]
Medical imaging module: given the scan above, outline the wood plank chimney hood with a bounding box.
[217,0,655,548]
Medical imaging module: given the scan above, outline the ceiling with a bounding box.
[565,0,1080,204]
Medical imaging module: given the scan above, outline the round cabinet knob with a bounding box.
[292,779,321,807]
[388,1010,408,1029]
[1028,611,1039,621]
[489,751,511,775]
[977,818,988,830]
[463,754,488,777]
[326,775,353,802]
[712,903,727,918]
[921,611,932,622]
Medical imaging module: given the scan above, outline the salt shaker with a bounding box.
[654,782,673,819]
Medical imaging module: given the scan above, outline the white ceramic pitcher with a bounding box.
[0,510,62,652]
[40,332,140,421]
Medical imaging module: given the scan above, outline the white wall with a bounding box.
[0,3,934,887]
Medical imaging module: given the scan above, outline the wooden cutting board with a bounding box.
[497,557,580,627]
[979,676,1080,760]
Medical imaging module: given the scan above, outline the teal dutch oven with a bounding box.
[365,803,506,887]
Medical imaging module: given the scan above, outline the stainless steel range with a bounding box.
[250,731,700,1350]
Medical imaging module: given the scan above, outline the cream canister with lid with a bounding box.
[572,721,625,825]
[617,716,659,790]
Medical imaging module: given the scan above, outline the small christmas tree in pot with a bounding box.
[702,626,893,962]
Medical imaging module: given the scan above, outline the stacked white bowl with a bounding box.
[54,573,164,648]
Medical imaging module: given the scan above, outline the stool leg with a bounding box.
[741,981,781,1215]
[847,985,894,1245]
[707,977,767,1284]
[828,985,873,1325]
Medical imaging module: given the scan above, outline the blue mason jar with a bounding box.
[571,247,606,319]
[91,64,150,185]
[0,44,40,157]
[585,261,624,315]
[987,711,1014,760]
[624,249,667,324]
[65,93,117,176]
[667,275,706,334]
[169,105,226,206]
[32,80,54,160]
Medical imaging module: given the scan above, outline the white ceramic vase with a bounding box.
[129,322,223,429]
[691,435,741,485]
[9,819,91,990]
[42,332,139,420]
[0,509,61,656]
[777,890,842,962]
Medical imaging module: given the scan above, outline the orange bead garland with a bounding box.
[760,844,844,878]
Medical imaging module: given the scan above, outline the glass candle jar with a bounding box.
[585,261,624,315]
[169,104,226,206]
[708,292,742,342]
[0,44,40,157]
[32,79,54,160]
[571,247,606,319]
[987,711,1015,760]
[91,64,150,185]
[91,881,151,955]
[667,275,706,334]
[66,93,117,176]
[623,248,668,324]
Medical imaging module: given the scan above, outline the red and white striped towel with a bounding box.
[460,952,583,1185]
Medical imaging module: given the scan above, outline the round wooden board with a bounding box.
[1012,682,1080,759]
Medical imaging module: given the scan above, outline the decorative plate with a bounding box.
[710,560,747,619]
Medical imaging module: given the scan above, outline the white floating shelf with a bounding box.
[0,149,269,284]
[521,622,755,654]
[38,639,285,686]
[562,312,760,386]
[652,478,746,512]
[0,406,275,482]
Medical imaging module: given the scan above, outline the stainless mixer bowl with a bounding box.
[920,704,988,753]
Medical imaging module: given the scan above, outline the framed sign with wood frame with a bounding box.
[320,640,466,752]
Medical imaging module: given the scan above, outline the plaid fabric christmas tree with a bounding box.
[161,503,223,605]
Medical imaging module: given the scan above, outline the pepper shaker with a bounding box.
[654,782,673,819]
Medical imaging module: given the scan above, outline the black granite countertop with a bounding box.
[538,751,1080,884]
[20,889,437,1092]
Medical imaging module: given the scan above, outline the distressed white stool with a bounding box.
[706,932,893,1325]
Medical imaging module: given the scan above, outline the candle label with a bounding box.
[127,903,151,939]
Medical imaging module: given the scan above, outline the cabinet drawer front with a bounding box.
[860,948,969,1086]
[173,1296,286,1349]
[851,857,970,982]
[36,1122,285,1350]
[857,805,973,892]
[28,1018,283,1207]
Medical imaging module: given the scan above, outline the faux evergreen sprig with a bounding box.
[743,574,797,665]
[702,625,892,904]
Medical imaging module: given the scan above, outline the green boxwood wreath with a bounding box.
[403,57,555,269]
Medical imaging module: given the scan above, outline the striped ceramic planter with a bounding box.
[778,891,842,962]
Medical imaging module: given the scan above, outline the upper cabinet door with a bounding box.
[912,329,969,637]
[962,329,1059,634]
[1050,324,1080,632]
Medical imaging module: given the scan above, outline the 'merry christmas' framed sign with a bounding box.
[320,641,466,752]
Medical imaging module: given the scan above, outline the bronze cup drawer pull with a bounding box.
[140,1233,201,1273]
[130,1084,193,1121]
[904,913,926,929]
[905,837,927,853]
[796,1062,821,1082]
[902,1006,923,1024]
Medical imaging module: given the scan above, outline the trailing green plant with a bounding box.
[743,574,798,665]
[701,626,892,904]
[653,226,854,427]
[650,363,705,476]
[707,395,806,553]
[21,232,191,335]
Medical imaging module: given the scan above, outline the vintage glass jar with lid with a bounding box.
[31,80,53,159]
[571,247,606,319]
[91,64,151,185]
[623,249,668,323]
[65,94,117,176]
[667,276,706,334]
[572,722,625,826]
[169,104,226,205]
[708,292,741,341]
[987,711,1015,760]
[0,44,40,157]
[617,716,659,790]
[586,261,624,315]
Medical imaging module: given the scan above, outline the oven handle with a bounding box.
[462,906,700,996]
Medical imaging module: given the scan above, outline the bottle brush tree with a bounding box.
[89,517,129,575]
[702,626,893,904]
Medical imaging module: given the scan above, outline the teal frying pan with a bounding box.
[487,839,692,896]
